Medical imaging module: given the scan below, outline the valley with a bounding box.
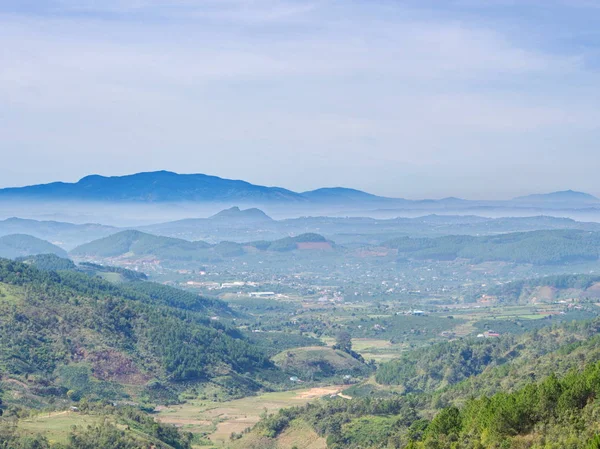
[3,179,600,448]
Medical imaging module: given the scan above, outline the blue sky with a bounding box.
[1,0,599,199]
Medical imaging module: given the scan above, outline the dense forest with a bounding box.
[70,230,332,262]
[245,319,600,449]
[255,360,600,448]
[0,258,278,409]
[384,230,600,265]
[375,319,600,393]
[0,234,68,259]
[487,274,600,303]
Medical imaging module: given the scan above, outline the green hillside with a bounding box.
[16,253,77,271]
[384,229,600,265]
[375,319,600,393]
[243,319,600,449]
[486,274,600,303]
[250,360,600,449]
[0,234,68,259]
[70,230,333,262]
[272,347,372,381]
[0,258,279,411]
[69,230,211,259]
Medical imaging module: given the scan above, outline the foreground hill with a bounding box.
[240,319,600,449]
[0,259,280,409]
[0,234,68,259]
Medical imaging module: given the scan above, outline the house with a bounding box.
[483,330,501,338]
[249,291,275,297]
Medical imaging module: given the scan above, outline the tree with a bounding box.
[334,331,352,353]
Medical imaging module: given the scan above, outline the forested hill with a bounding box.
[486,273,600,303]
[375,319,600,394]
[0,234,68,259]
[70,230,333,261]
[384,229,600,264]
[242,319,600,449]
[0,258,278,408]
[248,360,600,449]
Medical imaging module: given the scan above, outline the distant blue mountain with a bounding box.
[0,172,405,205]
[0,172,596,211]
[301,187,397,203]
[514,190,599,204]
[0,171,306,203]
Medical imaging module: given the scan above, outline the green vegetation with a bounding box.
[78,262,148,281]
[385,229,600,265]
[272,347,372,381]
[0,258,277,409]
[376,319,600,393]
[410,362,600,449]
[247,332,325,358]
[1,404,193,448]
[70,230,212,260]
[248,321,600,448]
[17,253,77,271]
[488,273,600,303]
[70,230,332,262]
[0,234,67,259]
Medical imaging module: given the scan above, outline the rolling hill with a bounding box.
[514,189,600,204]
[384,229,600,265]
[301,187,396,204]
[0,234,68,259]
[0,258,278,407]
[1,172,599,223]
[272,346,372,381]
[70,229,212,259]
[485,273,600,303]
[70,230,334,262]
[209,206,274,222]
[240,319,600,449]
[0,217,119,249]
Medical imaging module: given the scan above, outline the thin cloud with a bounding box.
[0,0,599,198]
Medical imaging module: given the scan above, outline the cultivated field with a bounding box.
[155,386,346,447]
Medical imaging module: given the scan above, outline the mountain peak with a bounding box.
[514,190,599,203]
[0,171,305,203]
[210,206,273,222]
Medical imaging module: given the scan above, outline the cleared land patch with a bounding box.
[155,386,345,446]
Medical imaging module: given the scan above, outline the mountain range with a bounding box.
[2,171,598,209]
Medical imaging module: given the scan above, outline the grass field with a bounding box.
[18,411,105,444]
[155,386,345,447]
[351,338,406,364]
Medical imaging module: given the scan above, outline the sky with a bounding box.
[1,0,600,199]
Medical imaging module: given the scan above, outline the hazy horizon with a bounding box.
[0,169,599,202]
[3,1,600,199]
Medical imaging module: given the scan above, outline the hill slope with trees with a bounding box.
[0,258,281,410]
[384,229,600,265]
